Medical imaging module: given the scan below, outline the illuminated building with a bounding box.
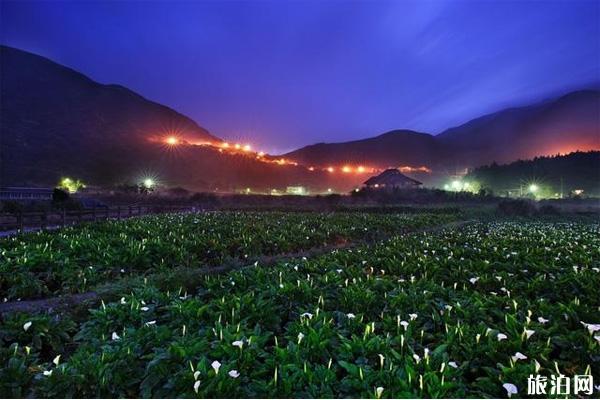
[286,186,307,195]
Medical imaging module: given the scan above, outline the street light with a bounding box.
[143,178,155,189]
[528,184,538,193]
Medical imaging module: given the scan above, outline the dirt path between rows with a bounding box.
[0,219,475,315]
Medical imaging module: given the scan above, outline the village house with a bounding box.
[363,168,423,190]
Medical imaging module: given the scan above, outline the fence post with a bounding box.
[41,211,47,230]
[117,206,122,220]
[18,211,24,233]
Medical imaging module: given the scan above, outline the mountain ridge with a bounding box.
[0,45,221,144]
[1,45,362,192]
[284,89,600,169]
[1,44,598,191]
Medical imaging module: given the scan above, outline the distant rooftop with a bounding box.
[363,168,422,187]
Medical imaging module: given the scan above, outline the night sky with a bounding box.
[1,0,598,154]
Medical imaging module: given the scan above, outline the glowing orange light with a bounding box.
[243,144,252,152]
[327,167,334,173]
[234,143,241,150]
[342,166,351,173]
[277,159,286,165]
[258,151,265,157]
[398,165,432,174]
[357,166,365,173]
[222,142,230,148]
[308,166,315,171]
[165,136,179,145]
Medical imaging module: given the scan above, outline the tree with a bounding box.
[58,177,86,193]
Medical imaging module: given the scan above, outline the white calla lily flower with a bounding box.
[503,383,518,397]
[211,360,221,374]
[524,329,535,339]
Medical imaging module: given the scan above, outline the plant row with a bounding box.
[1,221,598,397]
[0,211,456,300]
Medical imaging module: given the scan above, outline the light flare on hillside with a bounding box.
[147,134,432,178]
[165,136,179,146]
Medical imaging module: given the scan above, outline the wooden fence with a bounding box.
[0,204,195,234]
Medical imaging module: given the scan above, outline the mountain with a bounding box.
[0,45,222,185]
[2,45,598,192]
[437,90,600,167]
[0,45,364,192]
[284,90,600,175]
[282,130,441,169]
[0,46,219,144]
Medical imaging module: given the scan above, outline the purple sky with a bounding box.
[1,0,599,153]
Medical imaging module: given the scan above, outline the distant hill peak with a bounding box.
[0,45,221,145]
[284,88,600,172]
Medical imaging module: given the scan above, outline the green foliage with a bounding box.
[465,151,600,197]
[57,177,86,194]
[0,313,77,397]
[1,215,598,398]
[0,212,453,301]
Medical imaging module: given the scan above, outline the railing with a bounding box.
[0,204,196,235]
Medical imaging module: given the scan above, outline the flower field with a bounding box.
[0,211,453,301]
[1,213,599,398]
